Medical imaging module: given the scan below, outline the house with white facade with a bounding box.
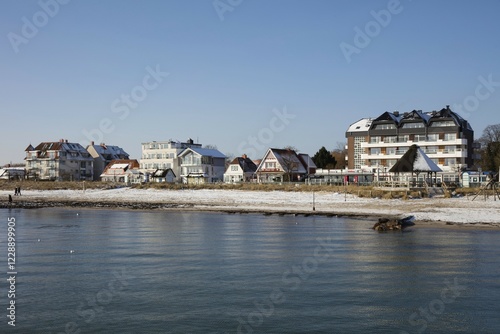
[140,138,202,182]
[224,155,258,183]
[87,142,130,181]
[255,148,315,182]
[178,147,226,184]
[0,167,25,180]
[100,159,142,184]
[151,169,176,183]
[25,140,94,181]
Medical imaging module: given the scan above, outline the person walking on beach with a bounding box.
[14,187,18,196]
[18,186,21,196]
[8,194,13,204]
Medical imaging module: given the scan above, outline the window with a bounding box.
[444,133,456,141]
[370,136,381,143]
[402,122,425,129]
[374,123,396,130]
[427,134,439,142]
[444,158,456,166]
[425,146,438,154]
[397,135,409,143]
[414,135,426,142]
[444,146,456,154]
[386,159,397,167]
[231,166,239,171]
[431,121,455,127]
[384,136,397,143]
[265,162,276,169]
[386,148,396,155]
[80,162,86,168]
[370,148,381,155]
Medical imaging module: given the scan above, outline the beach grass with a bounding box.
[0,179,494,199]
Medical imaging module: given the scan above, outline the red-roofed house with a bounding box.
[25,139,94,181]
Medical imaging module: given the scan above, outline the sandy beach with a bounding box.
[2,188,499,227]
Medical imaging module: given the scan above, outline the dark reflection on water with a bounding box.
[1,207,499,333]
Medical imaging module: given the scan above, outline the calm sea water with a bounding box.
[1,207,499,333]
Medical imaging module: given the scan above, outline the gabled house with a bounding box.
[87,142,130,181]
[0,167,25,180]
[100,159,141,184]
[25,139,94,181]
[224,154,258,183]
[255,148,315,182]
[178,147,226,184]
[151,168,176,183]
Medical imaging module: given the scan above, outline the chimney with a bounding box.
[242,154,247,159]
[65,139,68,143]
[393,111,399,117]
[91,141,94,146]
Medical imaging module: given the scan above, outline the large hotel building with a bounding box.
[345,106,474,176]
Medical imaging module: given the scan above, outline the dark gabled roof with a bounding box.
[428,106,473,130]
[373,111,402,124]
[257,148,308,174]
[400,110,431,124]
[370,106,473,131]
[152,168,176,178]
[229,157,258,173]
[389,145,442,173]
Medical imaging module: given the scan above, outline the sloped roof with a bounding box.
[229,157,258,173]
[373,111,402,124]
[33,142,63,151]
[152,168,176,178]
[389,145,442,173]
[179,147,226,159]
[257,148,307,174]
[400,110,431,124]
[298,153,317,169]
[101,159,140,174]
[346,118,372,133]
[89,144,129,160]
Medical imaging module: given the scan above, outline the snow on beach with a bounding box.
[2,188,500,225]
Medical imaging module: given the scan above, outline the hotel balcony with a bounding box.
[361,150,467,160]
[361,138,468,148]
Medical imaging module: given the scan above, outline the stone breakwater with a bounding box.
[0,198,378,220]
[0,199,192,210]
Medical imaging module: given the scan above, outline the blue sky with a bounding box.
[1,0,500,165]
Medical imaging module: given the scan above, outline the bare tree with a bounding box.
[478,124,500,173]
[280,149,300,182]
[332,141,347,169]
